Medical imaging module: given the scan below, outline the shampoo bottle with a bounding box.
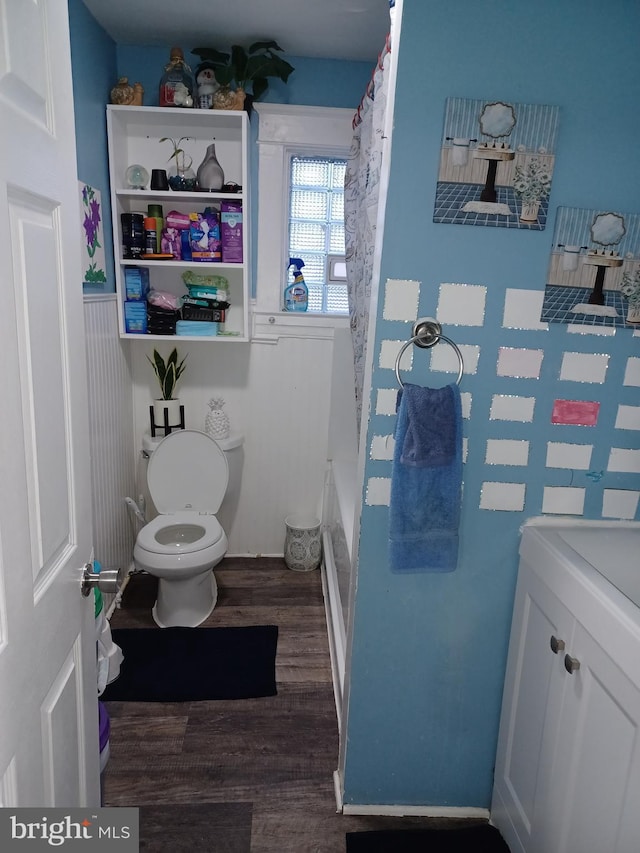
[284,258,308,311]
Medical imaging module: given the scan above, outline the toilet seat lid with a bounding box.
[147,429,229,514]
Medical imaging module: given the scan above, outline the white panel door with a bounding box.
[0,0,99,805]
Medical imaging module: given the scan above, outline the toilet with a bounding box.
[134,429,236,628]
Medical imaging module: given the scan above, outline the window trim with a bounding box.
[253,104,352,339]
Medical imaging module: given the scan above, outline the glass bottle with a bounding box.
[159,47,195,108]
[196,143,225,191]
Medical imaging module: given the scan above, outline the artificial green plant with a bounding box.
[147,348,187,400]
[191,41,294,101]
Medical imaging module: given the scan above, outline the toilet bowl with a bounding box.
[133,429,230,628]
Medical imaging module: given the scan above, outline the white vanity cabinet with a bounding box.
[106,105,250,341]
[491,522,640,853]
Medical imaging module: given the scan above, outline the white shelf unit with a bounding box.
[106,105,251,341]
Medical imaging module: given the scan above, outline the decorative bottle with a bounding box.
[159,47,195,108]
[196,143,225,191]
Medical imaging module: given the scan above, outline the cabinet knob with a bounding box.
[550,635,565,654]
[564,654,581,674]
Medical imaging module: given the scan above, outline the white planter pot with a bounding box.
[153,398,182,430]
[519,200,541,222]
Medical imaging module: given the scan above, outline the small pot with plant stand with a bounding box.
[147,347,187,436]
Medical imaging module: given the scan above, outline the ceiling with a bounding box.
[81,0,391,63]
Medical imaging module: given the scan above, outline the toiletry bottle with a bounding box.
[284,258,308,311]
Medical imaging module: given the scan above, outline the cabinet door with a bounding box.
[492,564,574,853]
[539,621,640,853]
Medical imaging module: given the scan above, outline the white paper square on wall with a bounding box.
[460,391,472,419]
[502,289,548,330]
[383,279,420,322]
[479,482,526,511]
[567,324,615,337]
[437,283,487,326]
[615,405,640,431]
[379,339,406,371]
[431,343,479,375]
[602,489,640,520]
[542,487,585,515]
[608,448,640,474]
[370,434,395,461]
[485,439,530,466]
[365,477,391,506]
[560,352,610,383]
[490,395,536,422]
[376,388,398,416]
[497,348,544,379]
[624,357,640,387]
[546,442,593,470]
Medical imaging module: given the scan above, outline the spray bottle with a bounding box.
[284,258,308,311]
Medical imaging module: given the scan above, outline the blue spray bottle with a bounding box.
[284,258,308,311]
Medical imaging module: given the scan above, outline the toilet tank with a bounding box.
[137,430,244,540]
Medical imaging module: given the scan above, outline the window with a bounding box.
[288,156,348,314]
[254,104,353,335]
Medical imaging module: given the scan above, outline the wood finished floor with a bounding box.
[103,558,484,852]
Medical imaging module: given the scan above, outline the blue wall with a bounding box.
[68,0,117,293]
[344,0,640,807]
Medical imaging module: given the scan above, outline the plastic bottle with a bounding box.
[284,258,308,311]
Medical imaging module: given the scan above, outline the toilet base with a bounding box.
[152,570,218,628]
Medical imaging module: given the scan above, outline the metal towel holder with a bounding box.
[394,319,464,387]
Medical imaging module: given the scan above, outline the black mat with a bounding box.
[101,626,278,702]
[346,824,510,853]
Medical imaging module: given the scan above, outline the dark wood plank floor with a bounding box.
[102,558,483,851]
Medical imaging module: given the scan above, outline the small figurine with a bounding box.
[172,82,193,108]
[110,77,144,106]
[195,62,219,109]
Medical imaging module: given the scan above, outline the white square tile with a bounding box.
[542,487,585,515]
[376,388,398,416]
[365,477,391,506]
[503,289,548,330]
[602,489,640,520]
[566,324,616,336]
[615,405,640,431]
[431,343,479,375]
[624,357,640,386]
[607,448,640,474]
[462,436,469,462]
[485,439,530,466]
[383,279,420,321]
[437,283,487,326]
[560,352,609,383]
[370,434,395,461]
[546,442,593,470]
[379,339,405,371]
[460,391,472,419]
[479,482,526,511]
[490,395,536,422]
[497,347,544,379]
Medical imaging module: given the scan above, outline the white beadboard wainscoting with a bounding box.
[84,295,136,611]
[129,328,340,556]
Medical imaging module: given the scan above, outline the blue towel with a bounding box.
[389,382,462,573]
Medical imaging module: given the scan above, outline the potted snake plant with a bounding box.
[147,347,187,431]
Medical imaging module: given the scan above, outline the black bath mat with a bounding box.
[346,824,510,853]
[101,626,278,702]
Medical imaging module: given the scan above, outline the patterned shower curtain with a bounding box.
[344,4,395,435]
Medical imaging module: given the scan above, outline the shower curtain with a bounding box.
[344,2,395,434]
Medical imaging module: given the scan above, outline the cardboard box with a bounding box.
[124,266,150,301]
[124,301,147,333]
[221,201,243,263]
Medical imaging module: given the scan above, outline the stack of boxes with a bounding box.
[123,267,150,333]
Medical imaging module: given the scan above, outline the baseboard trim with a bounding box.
[341,804,490,819]
[333,770,343,813]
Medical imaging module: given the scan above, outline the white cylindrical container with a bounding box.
[284,514,322,572]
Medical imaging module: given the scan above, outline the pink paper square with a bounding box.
[551,399,600,426]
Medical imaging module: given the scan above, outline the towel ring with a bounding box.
[395,320,464,388]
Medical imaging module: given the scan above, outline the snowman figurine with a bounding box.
[195,62,219,110]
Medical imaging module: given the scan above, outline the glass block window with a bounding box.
[288,156,348,314]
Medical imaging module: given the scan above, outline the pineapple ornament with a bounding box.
[205,397,230,441]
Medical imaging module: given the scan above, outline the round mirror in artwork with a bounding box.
[479,101,516,139]
[590,212,626,247]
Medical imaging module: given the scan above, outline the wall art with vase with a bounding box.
[433,97,560,231]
